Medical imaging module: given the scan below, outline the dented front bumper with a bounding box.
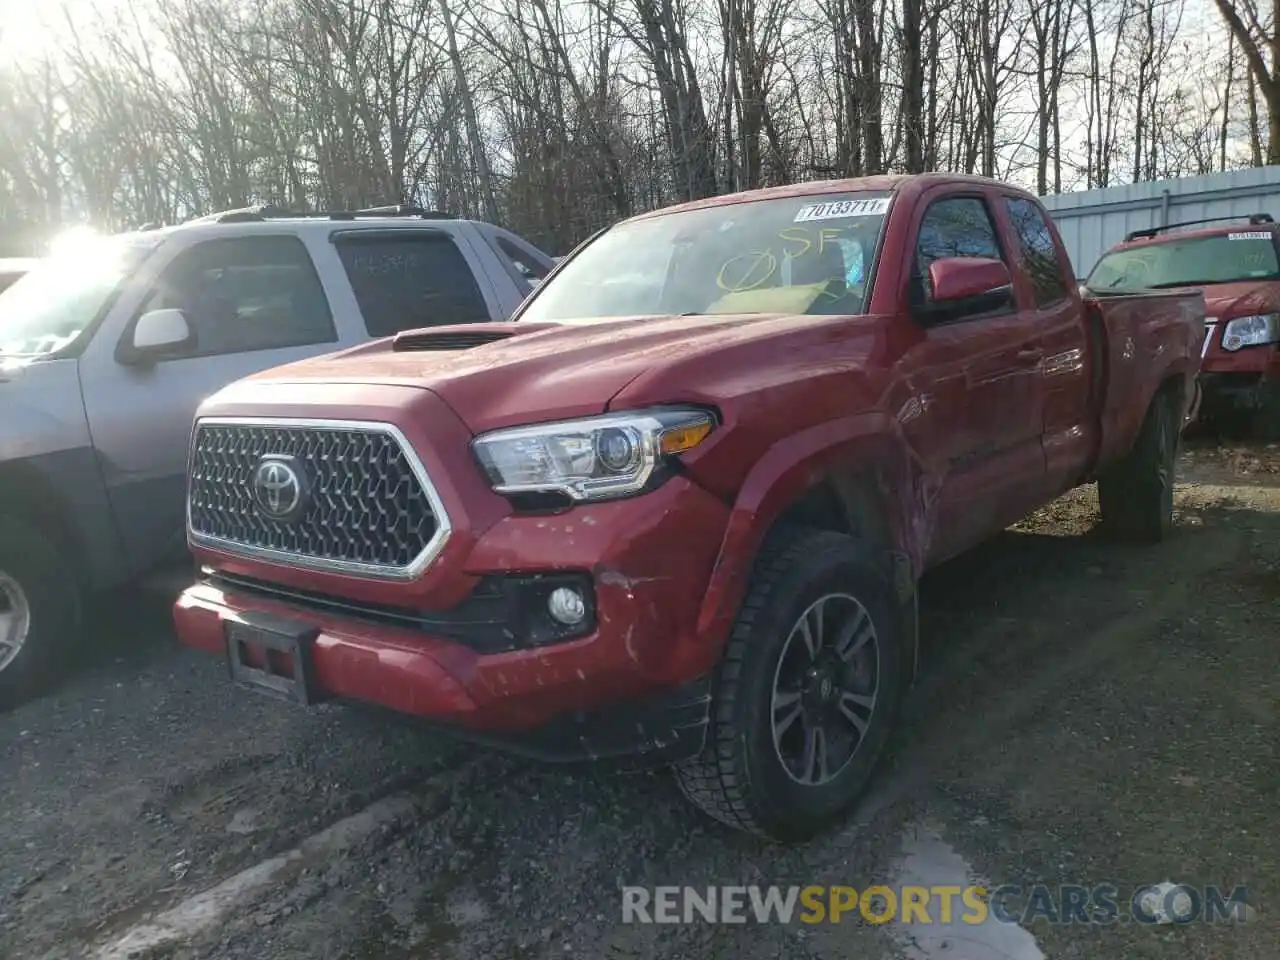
[173,476,732,763]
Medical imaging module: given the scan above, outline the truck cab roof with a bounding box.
[624,173,1042,223]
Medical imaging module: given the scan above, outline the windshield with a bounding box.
[0,236,156,357]
[518,192,892,322]
[1088,231,1280,290]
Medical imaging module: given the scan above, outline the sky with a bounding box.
[0,0,120,63]
[2,0,1227,64]
[0,0,1240,198]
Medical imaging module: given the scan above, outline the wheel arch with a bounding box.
[693,419,924,682]
[0,459,85,580]
[0,452,128,593]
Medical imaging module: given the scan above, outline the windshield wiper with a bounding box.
[1146,279,1230,288]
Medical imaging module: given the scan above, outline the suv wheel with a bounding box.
[1098,389,1178,544]
[674,527,904,841]
[0,518,81,707]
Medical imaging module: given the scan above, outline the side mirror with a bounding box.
[120,308,195,364]
[930,257,1012,303]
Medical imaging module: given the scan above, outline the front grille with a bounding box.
[188,420,446,577]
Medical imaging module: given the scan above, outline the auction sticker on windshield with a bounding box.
[794,197,891,222]
[1228,232,1271,240]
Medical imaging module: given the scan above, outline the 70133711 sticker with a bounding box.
[1227,231,1272,240]
[794,197,891,223]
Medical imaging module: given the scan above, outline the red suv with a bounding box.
[1089,213,1280,436]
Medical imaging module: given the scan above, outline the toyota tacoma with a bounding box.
[174,175,1205,840]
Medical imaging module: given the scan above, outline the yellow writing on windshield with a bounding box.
[715,224,868,295]
[717,250,779,293]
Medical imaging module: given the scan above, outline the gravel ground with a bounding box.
[2,439,1278,960]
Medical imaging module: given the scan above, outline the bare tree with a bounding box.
[0,0,1267,255]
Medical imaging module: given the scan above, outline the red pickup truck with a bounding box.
[1089,213,1280,437]
[175,174,1204,840]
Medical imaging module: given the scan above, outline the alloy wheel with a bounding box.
[770,592,880,786]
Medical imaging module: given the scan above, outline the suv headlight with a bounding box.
[1222,313,1280,351]
[472,407,715,502]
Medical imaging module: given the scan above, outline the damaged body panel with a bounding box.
[174,173,1205,839]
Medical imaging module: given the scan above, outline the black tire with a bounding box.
[1097,389,1178,544]
[0,517,81,708]
[674,527,904,841]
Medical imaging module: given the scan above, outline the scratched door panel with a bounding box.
[898,312,1046,567]
[938,312,1047,560]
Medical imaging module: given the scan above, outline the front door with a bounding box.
[900,194,1048,565]
[79,234,344,573]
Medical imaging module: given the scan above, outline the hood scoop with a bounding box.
[393,328,517,352]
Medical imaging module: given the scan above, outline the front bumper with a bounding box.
[1199,341,1280,413]
[174,475,732,764]
[1199,370,1277,413]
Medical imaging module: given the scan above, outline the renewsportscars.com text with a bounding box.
[621,884,1251,926]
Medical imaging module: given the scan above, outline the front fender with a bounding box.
[689,412,926,675]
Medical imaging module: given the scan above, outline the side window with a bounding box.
[496,236,551,284]
[334,233,491,338]
[834,238,866,286]
[136,235,335,358]
[913,197,1004,301]
[1005,197,1069,306]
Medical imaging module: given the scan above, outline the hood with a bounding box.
[0,355,34,383]
[231,314,857,432]
[1198,280,1280,319]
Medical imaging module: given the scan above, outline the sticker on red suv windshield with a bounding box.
[1228,231,1271,240]
[794,198,891,222]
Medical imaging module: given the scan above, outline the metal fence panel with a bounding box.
[1040,167,1280,279]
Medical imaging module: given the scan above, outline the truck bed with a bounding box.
[1080,286,1206,475]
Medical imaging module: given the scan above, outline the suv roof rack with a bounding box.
[189,204,455,225]
[1126,212,1275,242]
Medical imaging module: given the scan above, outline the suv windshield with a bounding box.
[0,236,156,357]
[518,192,892,322]
[1088,231,1280,290]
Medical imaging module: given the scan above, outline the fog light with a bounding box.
[547,586,586,625]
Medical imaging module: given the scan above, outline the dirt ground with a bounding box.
[2,438,1277,960]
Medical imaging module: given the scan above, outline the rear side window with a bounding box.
[1005,197,1068,306]
[334,233,491,338]
[913,197,1004,300]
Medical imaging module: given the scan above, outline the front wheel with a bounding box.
[0,518,81,707]
[1098,390,1178,544]
[674,527,904,841]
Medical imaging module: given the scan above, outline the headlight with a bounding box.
[1222,314,1280,351]
[472,407,716,502]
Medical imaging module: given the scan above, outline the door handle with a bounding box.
[1016,346,1043,365]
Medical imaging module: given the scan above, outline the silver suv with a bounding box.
[0,205,555,701]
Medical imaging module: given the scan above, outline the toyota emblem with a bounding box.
[251,455,310,522]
